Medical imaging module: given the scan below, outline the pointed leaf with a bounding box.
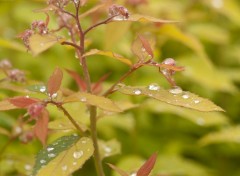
[65,69,86,91]
[33,4,58,13]
[34,110,49,146]
[117,85,224,112]
[29,34,62,56]
[138,35,153,58]
[83,49,132,66]
[27,85,47,93]
[64,92,122,112]
[0,99,18,111]
[107,163,129,176]
[33,135,93,176]
[199,126,240,146]
[99,139,121,159]
[47,67,63,96]
[48,119,88,132]
[0,38,26,52]
[137,153,157,176]
[9,96,40,108]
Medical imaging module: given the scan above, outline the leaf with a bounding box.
[145,99,228,126]
[9,96,39,108]
[34,110,49,146]
[27,85,47,93]
[33,4,58,13]
[65,69,86,91]
[83,49,132,66]
[33,135,94,176]
[0,38,26,52]
[79,4,106,19]
[107,163,128,176]
[48,119,88,132]
[0,99,18,111]
[99,139,121,159]
[116,85,224,112]
[138,35,154,58]
[137,153,157,176]
[0,127,10,136]
[117,14,178,23]
[199,126,240,146]
[29,34,62,56]
[64,92,122,112]
[47,67,63,96]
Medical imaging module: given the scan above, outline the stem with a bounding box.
[61,41,82,50]
[74,4,105,176]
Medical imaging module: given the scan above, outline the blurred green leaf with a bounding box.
[99,139,121,159]
[0,38,26,52]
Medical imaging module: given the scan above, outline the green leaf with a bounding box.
[145,99,228,126]
[83,49,132,66]
[48,119,88,132]
[33,135,94,176]
[99,139,121,159]
[29,34,62,56]
[199,126,240,146]
[63,92,122,112]
[0,38,26,52]
[116,84,224,112]
[27,84,47,93]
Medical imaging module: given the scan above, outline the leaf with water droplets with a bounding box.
[47,67,63,97]
[9,96,40,108]
[99,139,121,159]
[116,85,224,112]
[27,85,47,93]
[33,135,93,176]
[63,92,122,112]
[48,119,88,132]
[199,126,240,146]
[29,34,62,56]
[83,49,132,66]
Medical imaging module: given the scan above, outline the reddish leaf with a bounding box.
[47,67,63,96]
[107,163,128,176]
[9,96,39,108]
[138,35,153,58]
[65,69,86,91]
[137,153,158,176]
[34,109,49,146]
[92,73,111,94]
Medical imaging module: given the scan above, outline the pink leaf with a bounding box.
[34,109,49,146]
[65,68,86,91]
[9,96,39,108]
[107,163,129,176]
[137,153,158,176]
[92,73,111,94]
[138,35,153,58]
[47,67,63,96]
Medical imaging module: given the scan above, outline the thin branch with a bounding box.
[61,41,82,50]
[83,16,116,35]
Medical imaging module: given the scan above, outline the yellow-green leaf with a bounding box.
[48,119,88,132]
[199,126,240,146]
[116,84,224,112]
[99,139,121,159]
[64,92,122,112]
[0,99,18,111]
[83,49,132,66]
[29,34,62,56]
[33,135,93,176]
[0,38,26,52]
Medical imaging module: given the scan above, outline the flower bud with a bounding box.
[108,4,129,20]
[27,103,45,118]
[0,59,12,69]
[7,69,26,82]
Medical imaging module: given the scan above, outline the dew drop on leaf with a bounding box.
[148,83,160,91]
[47,147,54,152]
[51,93,58,99]
[133,89,142,95]
[40,43,44,47]
[104,146,112,153]
[130,172,137,176]
[182,94,189,99]
[48,153,56,158]
[73,150,84,159]
[194,99,200,104]
[73,162,77,165]
[40,159,46,164]
[62,165,68,171]
[24,164,32,171]
[80,97,87,102]
[196,118,205,125]
[169,86,182,95]
[40,86,46,93]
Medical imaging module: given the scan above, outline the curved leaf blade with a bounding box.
[99,139,121,159]
[83,49,132,66]
[47,67,63,96]
[64,92,122,112]
[117,85,224,112]
[126,14,178,23]
[9,96,40,108]
[137,153,157,176]
[0,99,18,111]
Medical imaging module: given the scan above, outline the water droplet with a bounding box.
[40,43,44,47]
[130,172,137,176]
[24,164,32,171]
[51,93,58,99]
[39,86,46,93]
[40,160,46,164]
[194,99,200,104]
[75,52,78,59]
[73,150,83,159]
[196,118,205,126]
[48,153,56,158]
[15,126,22,134]
[81,140,87,144]
[148,83,160,91]
[62,165,68,171]
[133,89,142,95]
[26,95,30,98]
[73,0,79,4]
[80,97,87,102]
[142,47,146,52]
[211,0,223,9]
[47,147,54,152]
[113,16,125,21]
[73,133,78,137]
[182,94,189,99]
[104,146,112,153]
[73,162,77,165]
[169,86,182,95]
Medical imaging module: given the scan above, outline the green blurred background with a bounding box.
[0,0,240,175]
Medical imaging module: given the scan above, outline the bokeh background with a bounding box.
[0,0,240,175]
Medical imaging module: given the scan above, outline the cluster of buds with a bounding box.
[0,59,12,70]
[27,103,45,118]
[7,69,26,82]
[108,4,129,20]
[31,20,48,35]
[17,29,34,49]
